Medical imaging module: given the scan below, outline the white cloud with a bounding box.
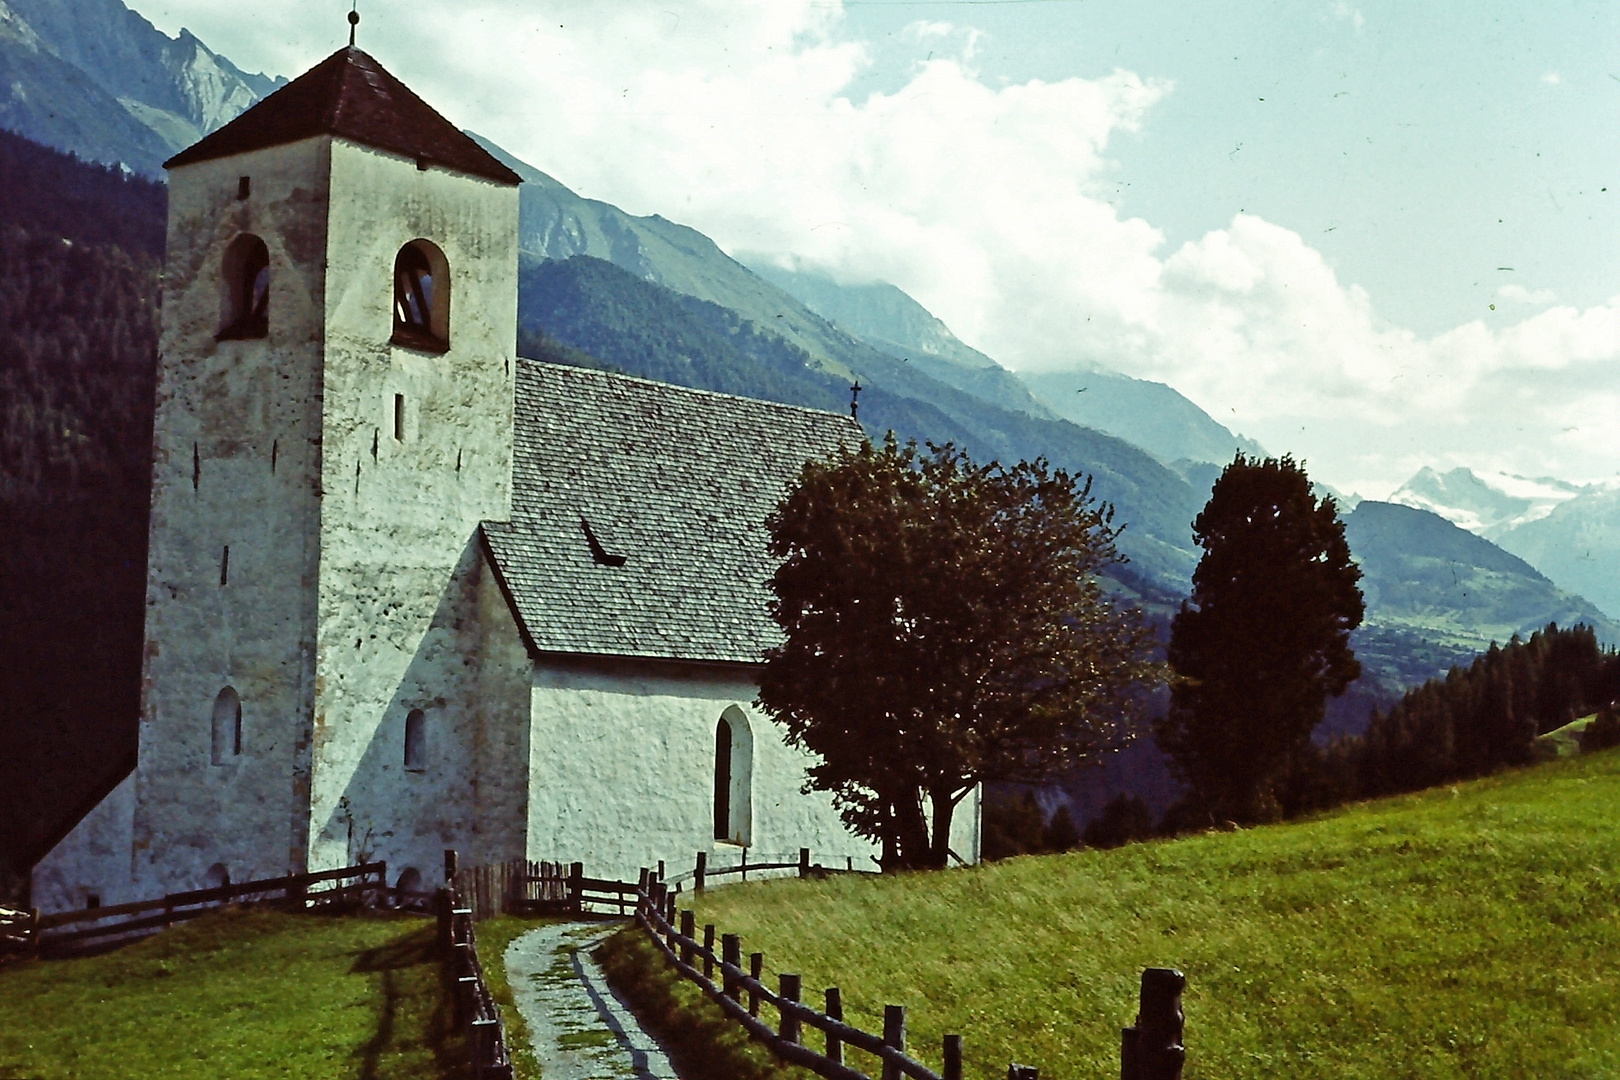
[1497,283,1557,305]
[1542,71,1563,85]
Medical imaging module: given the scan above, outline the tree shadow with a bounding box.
[350,924,464,1080]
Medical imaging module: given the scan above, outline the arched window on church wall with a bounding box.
[211,686,242,765]
[392,240,450,352]
[403,709,427,772]
[714,706,753,845]
[218,233,269,339]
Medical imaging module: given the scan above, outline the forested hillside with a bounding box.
[0,127,162,895]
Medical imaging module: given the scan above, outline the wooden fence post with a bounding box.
[943,1034,963,1080]
[825,987,843,1065]
[799,848,811,878]
[1121,968,1186,1080]
[779,974,802,1044]
[657,859,666,882]
[569,862,584,914]
[882,1005,906,1080]
[749,953,765,1017]
[721,934,741,999]
[702,924,716,980]
[444,849,458,883]
[680,910,695,965]
[695,852,707,893]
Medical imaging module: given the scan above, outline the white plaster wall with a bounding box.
[526,658,878,883]
[306,140,521,876]
[30,773,138,914]
[130,139,331,898]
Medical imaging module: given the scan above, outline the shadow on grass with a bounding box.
[351,924,464,1080]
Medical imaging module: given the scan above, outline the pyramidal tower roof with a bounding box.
[164,46,522,186]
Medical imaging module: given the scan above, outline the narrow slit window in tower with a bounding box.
[211,687,242,765]
[404,709,427,771]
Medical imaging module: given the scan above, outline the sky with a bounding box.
[129,1,1620,499]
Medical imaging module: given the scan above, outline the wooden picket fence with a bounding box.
[0,862,388,960]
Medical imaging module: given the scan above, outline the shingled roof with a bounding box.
[482,360,862,665]
[164,47,521,185]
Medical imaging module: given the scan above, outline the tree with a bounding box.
[1156,454,1364,823]
[758,437,1161,870]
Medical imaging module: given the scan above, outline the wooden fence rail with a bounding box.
[0,862,389,960]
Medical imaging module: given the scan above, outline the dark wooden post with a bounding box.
[779,974,802,1044]
[825,987,844,1065]
[740,847,748,882]
[695,852,707,893]
[679,910,695,965]
[1008,1067,1039,1080]
[444,848,459,883]
[665,894,679,950]
[568,862,584,914]
[657,859,666,882]
[1121,968,1185,1080]
[943,1034,963,1080]
[749,953,765,1016]
[799,848,811,878]
[721,934,741,999]
[702,924,716,980]
[882,1005,906,1080]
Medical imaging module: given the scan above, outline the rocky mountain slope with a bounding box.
[0,0,278,174]
[1389,465,1587,539]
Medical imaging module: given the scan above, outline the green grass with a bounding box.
[691,750,1620,1080]
[0,908,460,1080]
[472,915,550,1080]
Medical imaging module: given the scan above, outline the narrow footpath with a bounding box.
[504,921,680,1080]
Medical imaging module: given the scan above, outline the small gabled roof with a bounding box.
[482,360,863,666]
[164,46,522,186]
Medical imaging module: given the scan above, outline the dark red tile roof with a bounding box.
[164,47,522,186]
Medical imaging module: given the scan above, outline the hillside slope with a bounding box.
[694,748,1620,1080]
[0,0,277,173]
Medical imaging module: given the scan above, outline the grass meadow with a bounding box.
[0,908,459,1080]
[680,748,1620,1080]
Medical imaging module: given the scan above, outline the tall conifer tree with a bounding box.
[1157,454,1364,822]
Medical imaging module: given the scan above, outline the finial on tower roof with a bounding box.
[849,379,862,420]
[348,5,359,48]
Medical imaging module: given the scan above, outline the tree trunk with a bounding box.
[926,788,957,870]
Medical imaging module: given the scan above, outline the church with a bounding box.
[32,43,979,912]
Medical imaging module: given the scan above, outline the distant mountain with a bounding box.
[1022,367,1267,470]
[517,254,1204,595]
[1344,501,1619,649]
[742,262,1058,421]
[1496,486,1620,621]
[0,0,279,175]
[1388,466,1587,540]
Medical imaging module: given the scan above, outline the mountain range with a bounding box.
[0,0,279,175]
[1391,466,1620,621]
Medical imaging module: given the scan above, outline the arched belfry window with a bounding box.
[713,706,753,845]
[403,709,427,771]
[218,234,269,340]
[211,687,242,765]
[392,240,449,352]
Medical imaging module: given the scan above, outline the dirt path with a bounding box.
[503,921,679,1080]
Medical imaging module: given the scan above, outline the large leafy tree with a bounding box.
[758,437,1160,870]
[1157,454,1364,823]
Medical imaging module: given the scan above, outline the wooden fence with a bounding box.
[0,862,389,960]
[437,885,515,1080]
[632,870,1189,1080]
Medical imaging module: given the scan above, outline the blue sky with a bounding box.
[133,1,1620,497]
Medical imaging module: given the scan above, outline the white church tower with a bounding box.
[129,43,524,895]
